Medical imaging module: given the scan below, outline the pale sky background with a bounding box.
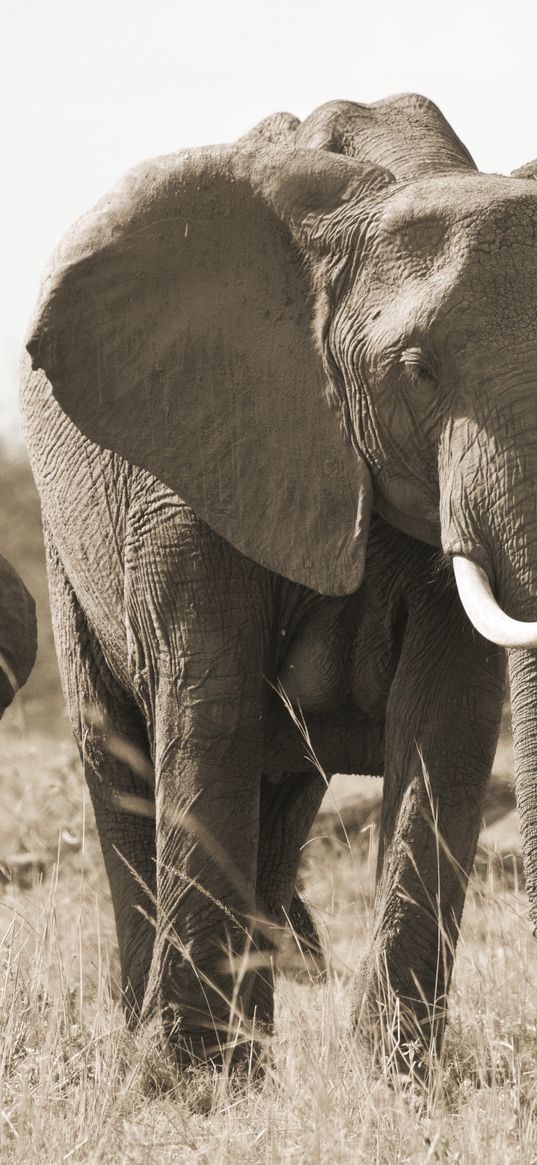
[3,0,537,443]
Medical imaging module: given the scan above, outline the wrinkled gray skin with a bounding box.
[20,93,537,1068]
[0,553,36,717]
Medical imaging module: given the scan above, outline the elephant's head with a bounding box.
[25,94,537,642]
[327,164,537,643]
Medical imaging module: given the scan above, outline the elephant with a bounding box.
[19,90,537,1070]
[0,551,36,718]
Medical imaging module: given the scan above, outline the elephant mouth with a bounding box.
[453,556,537,648]
[374,494,441,548]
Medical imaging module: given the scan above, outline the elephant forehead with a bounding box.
[361,175,537,335]
[377,173,537,251]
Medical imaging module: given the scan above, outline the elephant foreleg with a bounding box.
[355,570,505,1064]
[141,668,268,1066]
[124,514,274,1068]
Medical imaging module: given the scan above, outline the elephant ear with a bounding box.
[295,93,476,180]
[27,144,392,595]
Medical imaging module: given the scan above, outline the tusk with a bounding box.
[453,556,537,649]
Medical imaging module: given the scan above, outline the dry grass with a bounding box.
[0,704,536,1165]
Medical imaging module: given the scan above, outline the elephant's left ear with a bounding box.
[26,143,391,595]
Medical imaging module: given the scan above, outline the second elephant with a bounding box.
[0,549,36,718]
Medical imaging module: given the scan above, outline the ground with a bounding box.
[0,455,536,1164]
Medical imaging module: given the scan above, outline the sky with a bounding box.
[3,0,537,442]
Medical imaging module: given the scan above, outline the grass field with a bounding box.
[1,456,536,1163]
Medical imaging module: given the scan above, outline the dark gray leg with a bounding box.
[355,569,505,1063]
[124,507,273,1067]
[255,771,327,990]
[46,536,156,1016]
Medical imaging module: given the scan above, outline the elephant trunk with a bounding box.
[448,487,537,935]
[439,400,537,642]
[439,393,537,932]
[508,649,537,934]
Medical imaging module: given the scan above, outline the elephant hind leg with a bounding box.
[254,771,328,997]
[287,891,324,961]
[45,535,157,1017]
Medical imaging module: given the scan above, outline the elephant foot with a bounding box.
[155,956,276,1072]
[160,1002,272,1075]
[140,920,276,1072]
[126,1012,268,1105]
[352,959,447,1084]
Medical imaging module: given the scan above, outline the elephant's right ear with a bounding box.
[27,144,391,595]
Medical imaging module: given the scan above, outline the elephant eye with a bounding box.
[399,347,437,389]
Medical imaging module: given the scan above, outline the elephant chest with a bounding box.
[266,588,387,778]
[275,597,352,714]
